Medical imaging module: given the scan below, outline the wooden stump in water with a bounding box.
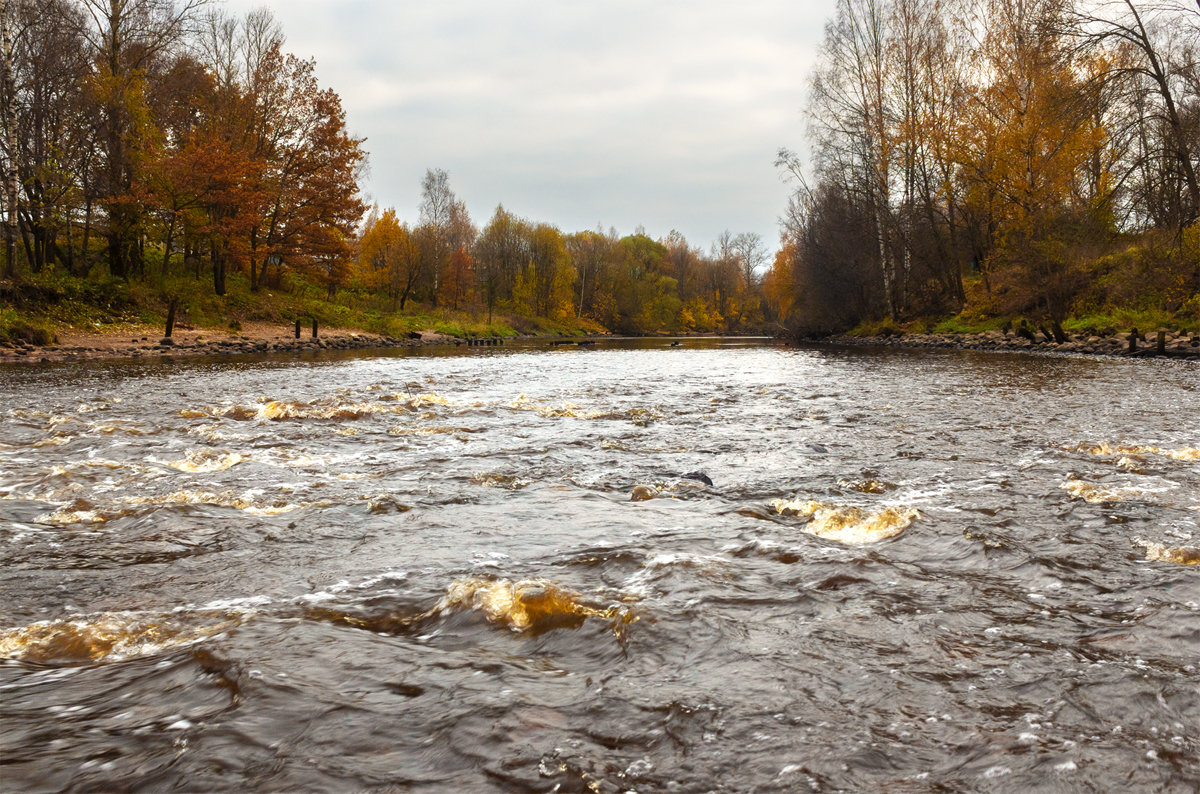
[1128,327,1138,353]
[1156,329,1166,355]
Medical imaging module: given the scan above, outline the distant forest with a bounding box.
[0,0,772,336]
[764,0,1200,338]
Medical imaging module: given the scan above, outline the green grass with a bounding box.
[848,317,904,337]
[931,314,1009,335]
[1,269,605,343]
[846,306,1197,339]
[1063,308,1197,336]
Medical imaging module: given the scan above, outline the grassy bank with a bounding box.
[851,307,1198,341]
[847,264,1199,342]
[0,270,607,346]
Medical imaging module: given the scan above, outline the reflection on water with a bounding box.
[1,339,1198,792]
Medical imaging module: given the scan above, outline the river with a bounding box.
[1,339,1197,792]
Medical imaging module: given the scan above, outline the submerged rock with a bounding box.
[630,485,657,502]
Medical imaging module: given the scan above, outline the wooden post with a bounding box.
[294,320,301,339]
[312,319,318,339]
[164,298,178,338]
[1156,330,1166,355]
[1128,327,1138,353]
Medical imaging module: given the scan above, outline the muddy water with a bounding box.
[1,339,1197,792]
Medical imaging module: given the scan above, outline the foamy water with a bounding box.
[1,339,1197,792]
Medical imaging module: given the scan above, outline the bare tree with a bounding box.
[1072,0,1200,228]
[418,167,456,305]
[1,0,17,277]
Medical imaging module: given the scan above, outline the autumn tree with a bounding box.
[475,204,528,322]
[78,0,208,279]
[235,44,365,292]
[358,207,423,310]
[566,227,616,319]
[956,0,1108,337]
[438,197,475,308]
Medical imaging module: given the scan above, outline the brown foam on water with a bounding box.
[8,409,75,428]
[302,578,634,637]
[388,425,471,437]
[0,612,246,664]
[38,490,328,525]
[507,394,586,418]
[1061,479,1154,504]
[507,394,658,423]
[628,479,709,502]
[1072,442,1200,462]
[771,498,918,544]
[122,490,326,516]
[435,577,631,633]
[471,472,529,490]
[189,393,454,422]
[837,478,898,494]
[257,400,386,421]
[32,434,74,448]
[168,449,246,472]
[38,498,134,526]
[1116,456,1147,473]
[1138,539,1200,565]
[49,459,125,477]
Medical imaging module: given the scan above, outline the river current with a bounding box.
[1,339,1197,792]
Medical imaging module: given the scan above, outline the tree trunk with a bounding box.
[211,239,226,296]
[164,297,177,337]
[1,0,17,279]
[248,227,259,291]
[64,210,75,273]
[81,196,92,274]
[161,216,175,282]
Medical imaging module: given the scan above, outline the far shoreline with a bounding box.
[4,323,1198,365]
[801,329,1200,361]
[0,322,479,366]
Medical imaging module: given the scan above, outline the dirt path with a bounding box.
[1,322,462,364]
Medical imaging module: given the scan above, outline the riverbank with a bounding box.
[0,321,477,364]
[818,328,1200,360]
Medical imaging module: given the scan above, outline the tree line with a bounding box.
[356,169,771,334]
[765,0,1200,337]
[0,0,366,298]
[0,0,773,335]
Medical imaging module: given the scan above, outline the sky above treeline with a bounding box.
[221,0,825,254]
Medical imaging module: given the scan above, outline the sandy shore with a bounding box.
[0,321,467,365]
[820,328,1200,360]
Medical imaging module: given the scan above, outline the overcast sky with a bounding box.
[221,1,826,255]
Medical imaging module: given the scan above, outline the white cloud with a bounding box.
[218,0,826,250]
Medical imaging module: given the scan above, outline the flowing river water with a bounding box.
[1,339,1197,792]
